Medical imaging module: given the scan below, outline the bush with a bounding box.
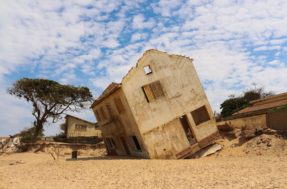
[17,127,43,143]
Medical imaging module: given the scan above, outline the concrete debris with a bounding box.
[191,143,222,158]
[0,137,25,154]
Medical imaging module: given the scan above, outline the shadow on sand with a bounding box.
[66,155,143,161]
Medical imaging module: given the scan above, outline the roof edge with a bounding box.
[90,83,121,108]
[65,114,97,125]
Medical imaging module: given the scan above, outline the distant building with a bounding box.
[91,49,219,159]
[65,115,101,138]
[219,92,287,131]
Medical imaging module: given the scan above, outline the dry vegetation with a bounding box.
[1,133,287,189]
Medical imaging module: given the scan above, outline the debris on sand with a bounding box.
[216,128,287,157]
[0,137,26,154]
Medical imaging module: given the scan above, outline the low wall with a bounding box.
[267,108,287,130]
[217,114,267,131]
[54,136,103,144]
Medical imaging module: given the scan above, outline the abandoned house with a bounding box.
[91,49,219,159]
[65,115,101,138]
[218,92,287,131]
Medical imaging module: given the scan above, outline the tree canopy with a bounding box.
[9,78,93,141]
[220,87,273,118]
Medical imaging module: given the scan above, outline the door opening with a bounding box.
[180,115,196,145]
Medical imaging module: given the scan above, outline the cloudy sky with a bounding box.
[0,0,287,136]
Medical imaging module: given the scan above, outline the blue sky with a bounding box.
[0,0,287,136]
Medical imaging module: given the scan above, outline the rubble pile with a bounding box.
[243,132,287,156]
[0,137,26,154]
[217,127,287,157]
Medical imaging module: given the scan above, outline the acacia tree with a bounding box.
[9,78,93,141]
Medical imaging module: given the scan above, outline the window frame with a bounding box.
[142,80,164,102]
[191,105,211,126]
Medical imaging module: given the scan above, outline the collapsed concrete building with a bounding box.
[91,49,219,159]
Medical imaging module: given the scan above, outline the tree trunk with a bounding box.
[32,121,44,143]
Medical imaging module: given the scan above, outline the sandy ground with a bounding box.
[0,152,286,189]
[1,134,287,189]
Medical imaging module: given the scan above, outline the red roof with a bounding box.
[233,92,287,116]
[90,82,121,108]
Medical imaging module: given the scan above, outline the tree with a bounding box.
[16,126,44,143]
[220,87,274,118]
[9,78,93,141]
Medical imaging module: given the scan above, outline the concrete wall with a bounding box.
[142,118,191,159]
[66,117,101,138]
[91,88,148,157]
[267,108,287,130]
[122,50,218,158]
[218,114,267,130]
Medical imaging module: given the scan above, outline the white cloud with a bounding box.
[132,14,155,30]
[1,0,287,136]
[131,33,148,42]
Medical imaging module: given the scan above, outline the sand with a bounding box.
[0,152,286,189]
[1,134,287,189]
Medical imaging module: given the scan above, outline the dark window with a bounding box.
[142,81,164,102]
[132,136,142,151]
[106,138,116,149]
[114,97,125,114]
[191,106,210,125]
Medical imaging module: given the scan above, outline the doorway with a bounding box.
[180,115,196,145]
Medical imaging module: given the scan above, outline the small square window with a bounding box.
[191,106,211,126]
[144,65,152,75]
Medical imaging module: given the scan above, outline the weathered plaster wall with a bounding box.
[142,118,190,159]
[267,108,287,130]
[217,114,267,130]
[92,88,148,157]
[122,50,218,158]
[66,117,101,138]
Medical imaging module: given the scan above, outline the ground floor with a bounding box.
[0,152,286,189]
[103,135,147,157]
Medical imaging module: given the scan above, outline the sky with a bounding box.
[0,0,287,136]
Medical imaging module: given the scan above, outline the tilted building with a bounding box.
[91,49,219,159]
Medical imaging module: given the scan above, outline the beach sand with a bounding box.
[0,151,287,189]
